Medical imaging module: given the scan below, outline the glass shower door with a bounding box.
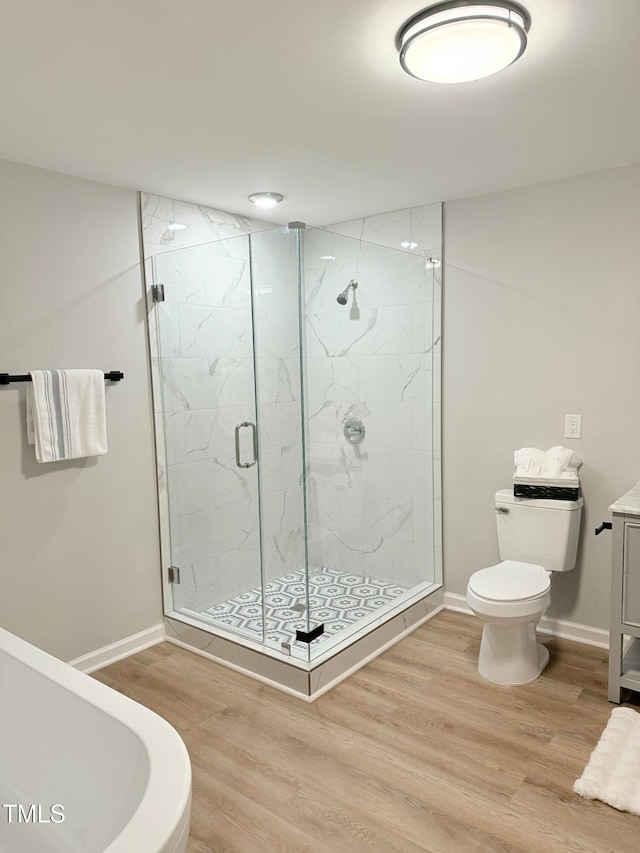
[154,235,266,644]
[249,226,312,660]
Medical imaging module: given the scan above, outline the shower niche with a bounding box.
[148,221,442,696]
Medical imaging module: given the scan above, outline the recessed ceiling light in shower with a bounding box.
[397,1,530,84]
[167,223,187,231]
[248,192,284,208]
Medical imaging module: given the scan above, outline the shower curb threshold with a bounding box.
[164,584,444,700]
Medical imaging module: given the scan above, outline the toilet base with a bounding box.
[477,621,549,685]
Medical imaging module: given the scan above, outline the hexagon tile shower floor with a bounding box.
[202,567,408,653]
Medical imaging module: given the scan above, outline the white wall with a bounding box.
[443,162,640,630]
[0,159,162,660]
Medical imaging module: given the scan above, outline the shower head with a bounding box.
[336,279,358,305]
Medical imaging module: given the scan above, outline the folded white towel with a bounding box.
[547,445,583,471]
[514,447,547,477]
[28,370,108,463]
[514,445,582,480]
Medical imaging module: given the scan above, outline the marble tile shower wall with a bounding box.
[141,192,272,252]
[302,204,442,588]
[326,203,441,260]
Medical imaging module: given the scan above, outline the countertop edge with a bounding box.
[609,482,640,515]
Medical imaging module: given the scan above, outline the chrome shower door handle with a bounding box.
[235,421,257,468]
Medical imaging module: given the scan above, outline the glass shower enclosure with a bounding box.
[151,224,440,666]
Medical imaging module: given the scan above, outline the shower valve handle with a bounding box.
[343,416,365,445]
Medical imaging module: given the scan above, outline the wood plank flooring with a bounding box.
[93,610,640,852]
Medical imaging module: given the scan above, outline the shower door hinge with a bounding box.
[151,283,165,302]
[295,623,325,644]
[168,566,181,584]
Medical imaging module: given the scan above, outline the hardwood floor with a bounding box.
[93,610,640,852]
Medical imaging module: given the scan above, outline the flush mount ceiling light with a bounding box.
[397,1,530,84]
[248,192,284,208]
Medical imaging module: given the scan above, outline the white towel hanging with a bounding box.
[28,369,108,463]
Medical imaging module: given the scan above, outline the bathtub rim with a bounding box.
[0,625,191,853]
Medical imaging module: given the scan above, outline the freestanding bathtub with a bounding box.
[0,626,191,853]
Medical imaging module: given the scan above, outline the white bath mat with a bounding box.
[573,706,640,815]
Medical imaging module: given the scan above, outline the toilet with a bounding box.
[466,489,583,685]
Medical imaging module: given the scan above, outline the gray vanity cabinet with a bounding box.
[608,505,640,702]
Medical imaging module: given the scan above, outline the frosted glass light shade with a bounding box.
[248,192,284,208]
[397,1,530,84]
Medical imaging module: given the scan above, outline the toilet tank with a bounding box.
[495,489,583,572]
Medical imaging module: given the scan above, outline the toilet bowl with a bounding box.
[467,561,551,684]
[466,490,582,685]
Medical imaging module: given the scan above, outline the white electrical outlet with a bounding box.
[564,414,582,439]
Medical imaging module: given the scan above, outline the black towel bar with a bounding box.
[0,371,124,384]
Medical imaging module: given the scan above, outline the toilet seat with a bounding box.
[468,560,551,603]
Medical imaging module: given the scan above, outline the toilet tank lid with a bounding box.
[496,489,583,511]
[469,561,551,601]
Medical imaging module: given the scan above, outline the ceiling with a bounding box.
[1,0,639,226]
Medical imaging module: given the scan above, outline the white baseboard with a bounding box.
[68,623,166,673]
[444,592,609,649]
